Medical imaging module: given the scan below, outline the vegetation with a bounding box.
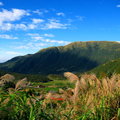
[0,72,120,120]
[1,41,120,74]
[90,58,120,78]
[0,70,51,82]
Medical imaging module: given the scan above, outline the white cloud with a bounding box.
[0,9,70,31]
[0,2,3,6]
[0,8,30,30]
[0,8,30,24]
[56,12,65,16]
[44,34,55,37]
[14,33,70,51]
[27,33,40,36]
[27,33,70,45]
[15,23,28,30]
[33,9,43,15]
[116,5,120,8]
[28,24,37,29]
[15,23,37,30]
[15,42,47,50]
[0,23,13,30]
[27,33,55,38]
[32,18,44,24]
[42,19,69,29]
[15,45,29,49]
[0,23,37,31]
[32,35,70,44]
[6,51,22,55]
[0,34,18,39]
[16,33,70,50]
[33,36,43,41]
[0,51,24,63]
[44,38,70,44]
[76,16,85,21]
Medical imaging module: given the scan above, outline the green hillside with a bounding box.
[0,70,51,82]
[90,58,120,77]
[1,41,120,74]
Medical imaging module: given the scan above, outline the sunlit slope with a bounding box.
[90,58,120,76]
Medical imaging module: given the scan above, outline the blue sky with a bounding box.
[0,0,120,62]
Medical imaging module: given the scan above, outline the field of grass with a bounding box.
[0,72,120,120]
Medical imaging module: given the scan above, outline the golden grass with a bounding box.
[64,72,120,105]
[64,72,79,82]
[0,74,15,82]
[15,77,28,90]
[0,72,120,120]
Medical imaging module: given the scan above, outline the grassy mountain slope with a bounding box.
[90,58,120,77]
[1,41,120,74]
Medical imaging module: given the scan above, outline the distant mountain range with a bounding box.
[1,41,120,74]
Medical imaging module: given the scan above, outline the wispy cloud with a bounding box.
[33,9,43,15]
[76,16,85,21]
[0,9,30,24]
[15,33,70,50]
[27,33,55,38]
[0,50,24,63]
[15,42,47,50]
[42,19,69,30]
[27,33,40,36]
[0,34,18,39]
[116,5,120,8]
[31,34,70,44]
[44,34,55,37]
[0,8,30,30]
[33,9,48,15]
[56,12,65,16]
[43,38,70,44]
[32,18,44,24]
[15,23,28,30]
[0,18,70,31]
[6,51,22,55]
[0,2,3,6]
[0,7,72,31]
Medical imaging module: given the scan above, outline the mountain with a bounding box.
[90,58,120,77]
[1,41,120,74]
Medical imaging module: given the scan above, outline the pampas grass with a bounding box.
[64,72,79,82]
[15,77,28,90]
[0,74,15,82]
[0,72,120,120]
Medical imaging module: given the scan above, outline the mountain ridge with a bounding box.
[1,41,120,74]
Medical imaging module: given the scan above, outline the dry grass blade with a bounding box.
[0,74,15,82]
[73,79,81,103]
[108,77,116,92]
[96,78,101,88]
[64,72,79,82]
[116,80,120,88]
[102,78,109,90]
[88,79,95,87]
[15,77,28,90]
[86,92,94,108]
[80,78,88,90]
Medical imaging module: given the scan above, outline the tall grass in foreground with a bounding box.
[0,73,120,120]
